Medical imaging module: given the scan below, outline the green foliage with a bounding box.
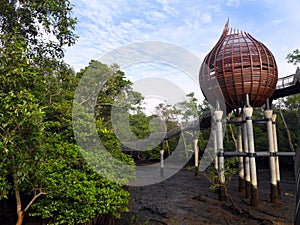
[203,157,238,191]
[125,93,206,162]
[130,113,180,161]
[1,1,77,213]
[274,96,300,152]
[0,34,45,201]
[282,93,300,111]
[129,215,150,225]
[175,92,200,122]
[76,61,143,125]
[287,49,300,65]
[30,62,134,223]
[223,125,237,151]
[30,138,130,224]
[198,129,210,153]
[0,0,77,60]
[136,93,202,161]
[127,113,159,161]
[129,113,152,139]
[0,26,134,225]
[1,7,299,222]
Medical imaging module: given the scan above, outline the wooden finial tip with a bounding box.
[226,18,230,27]
[223,18,230,33]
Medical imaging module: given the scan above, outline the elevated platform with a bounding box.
[271,67,300,100]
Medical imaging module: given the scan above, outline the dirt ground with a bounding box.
[116,168,296,225]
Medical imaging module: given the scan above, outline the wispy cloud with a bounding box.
[144,10,168,22]
[226,0,241,7]
[156,0,179,15]
[65,0,300,79]
[272,19,282,25]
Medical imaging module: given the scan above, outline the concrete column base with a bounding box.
[219,185,227,201]
[239,177,245,194]
[270,183,280,204]
[277,180,281,199]
[194,167,199,177]
[245,180,251,199]
[160,167,164,178]
[251,185,259,207]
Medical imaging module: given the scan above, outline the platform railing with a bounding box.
[276,74,295,89]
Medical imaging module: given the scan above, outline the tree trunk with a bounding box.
[16,211,24,225]
[13,170,24,225]
[12,153,24,225]
[227,112,238,149]
[229,123,237,148]
[279,101,295,152]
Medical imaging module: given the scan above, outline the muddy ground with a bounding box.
[116,168,296,225]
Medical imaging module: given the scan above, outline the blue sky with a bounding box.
[64,0,300,113]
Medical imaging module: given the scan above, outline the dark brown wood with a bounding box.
[200,20,278,110]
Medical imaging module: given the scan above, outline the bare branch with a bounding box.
[23,191,46,213]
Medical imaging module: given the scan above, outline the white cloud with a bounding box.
[130,19,142,26]
[272,19,282,25]
[144,10,168,22]
[123,62,204,114]
[156,0,179,15]
[226,0,240,7]
[201,12,212,24]
[65,0,300,80]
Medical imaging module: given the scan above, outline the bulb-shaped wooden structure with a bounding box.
[200,21,278,111]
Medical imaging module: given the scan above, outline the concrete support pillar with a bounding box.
[272,114,281,198]
[215,109,226,201]
[194,138,199,176]
[212,116,218,171]
[236,116,245,194]
[160,149,164,178]
[244,106,259,207]
[242,114,251,199]
[265,109,279,203]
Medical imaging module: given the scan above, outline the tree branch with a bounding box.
[23,191,46,213]
[226,112,237,150]
[228,124,237,150]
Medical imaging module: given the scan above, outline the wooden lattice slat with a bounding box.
[200,20,278,110]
